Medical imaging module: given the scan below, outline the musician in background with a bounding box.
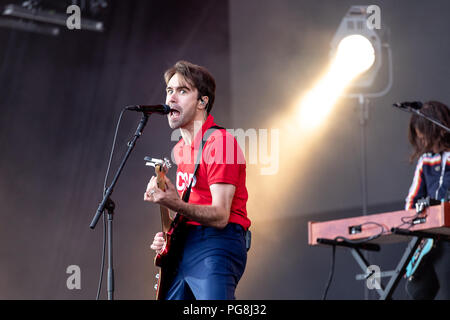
[144,61,251,299]
[404,100,450,300]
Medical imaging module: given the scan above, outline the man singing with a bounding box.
[144,61,251,300]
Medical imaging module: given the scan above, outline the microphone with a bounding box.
[392,101,423,110]
[125,104,172,114]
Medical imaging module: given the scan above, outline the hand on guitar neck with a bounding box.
[144,157,182,215]
[144,175,182,212]
[144,157,178,225]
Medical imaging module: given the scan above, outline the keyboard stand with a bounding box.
[316,236,422,300]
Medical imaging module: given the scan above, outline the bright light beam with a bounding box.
[298,34,375,130]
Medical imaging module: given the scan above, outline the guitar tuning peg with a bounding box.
[154,284,158,290]
[155,274,160,279]
[144,157,163,167]
[163,158,172,169]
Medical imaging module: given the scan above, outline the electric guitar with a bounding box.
[405,238,435,279]
[145,157,185,300]
[405,198,438,280]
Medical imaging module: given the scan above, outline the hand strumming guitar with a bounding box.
[150,232,165,253]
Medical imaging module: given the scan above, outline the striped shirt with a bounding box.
[405,152,450,209]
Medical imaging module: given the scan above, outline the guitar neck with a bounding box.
[159,206,172,233]
[156,167,172,233]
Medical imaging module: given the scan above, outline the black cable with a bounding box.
[334,222,386,244]
[96,109,126,300]
[322,245,336,300]
[398,212,427,230]
[96,211,107,300]
[103,109,126,195]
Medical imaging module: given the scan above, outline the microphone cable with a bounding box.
[322,244,336,300]
[321,221,386,299]
[96,108,126,300]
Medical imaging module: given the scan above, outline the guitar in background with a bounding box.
[405,238,435,280]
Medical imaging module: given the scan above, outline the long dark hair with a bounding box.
[408,101,450,161]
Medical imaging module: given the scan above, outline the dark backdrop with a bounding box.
[1,0,449,300]
[0,0,231,299]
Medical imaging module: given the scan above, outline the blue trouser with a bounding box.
[165,223,247,300]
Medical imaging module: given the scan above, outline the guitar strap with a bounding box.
[181,125,224,203]
[171,126,224,227]
[158,126,226,299]
[180,126,251,252]
[177,125,251,251]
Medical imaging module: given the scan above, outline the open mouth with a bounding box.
[169,109,180,119]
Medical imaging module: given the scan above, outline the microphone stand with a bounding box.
[409,108,450,133]
[89,113,149,300]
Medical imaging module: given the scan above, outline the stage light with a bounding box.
[0,16,60,36]
[297,6,390,130]
[298,35,376,130]
[334,34,375,78]
[330,6,384,89]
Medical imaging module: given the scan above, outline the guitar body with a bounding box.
[405,238,435,279]
[153,232,170,300]
[154,214,185,300]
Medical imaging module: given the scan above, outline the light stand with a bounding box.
[345,42,393,300]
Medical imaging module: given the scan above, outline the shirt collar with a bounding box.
[192,114,215,150]
[180,114,215,150]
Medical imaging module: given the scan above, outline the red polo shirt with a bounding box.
[172,115,251,230]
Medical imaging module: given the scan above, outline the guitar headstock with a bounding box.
[144,157,172,176]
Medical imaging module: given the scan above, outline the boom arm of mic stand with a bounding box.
[90,113,149,229]
[410,108,450,133]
